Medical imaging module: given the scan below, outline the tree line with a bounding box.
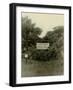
[22,16,64,61]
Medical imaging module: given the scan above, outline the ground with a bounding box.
[21,58,64,77]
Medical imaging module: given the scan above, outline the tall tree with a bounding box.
[22,16,42,52]
[43,26,64,59]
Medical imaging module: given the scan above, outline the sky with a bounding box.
[22,12,64,38]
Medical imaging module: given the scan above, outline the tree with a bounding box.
[43,26,64,60]
[22,16,42,53]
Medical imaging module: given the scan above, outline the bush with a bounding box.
[32,49,57,61]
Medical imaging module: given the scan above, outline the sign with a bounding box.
[36,43,49,50]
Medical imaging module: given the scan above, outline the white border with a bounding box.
[16,6,69,84]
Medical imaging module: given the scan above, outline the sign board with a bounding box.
[36,43,49,50]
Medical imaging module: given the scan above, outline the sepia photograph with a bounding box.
[21,12,64,77]
[10,3,71,86]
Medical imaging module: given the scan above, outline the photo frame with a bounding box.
[9,3,71,87]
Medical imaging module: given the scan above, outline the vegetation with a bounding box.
[22,16,42,53]
[32,26,64,60]
[22,17,64,61]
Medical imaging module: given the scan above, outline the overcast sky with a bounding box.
[22,12,64,38]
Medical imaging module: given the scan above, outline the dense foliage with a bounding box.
[22,16,42,52]
[22,17,64,61]
[32,26,64,60]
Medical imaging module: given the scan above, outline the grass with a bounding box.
[21,58,64,77]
